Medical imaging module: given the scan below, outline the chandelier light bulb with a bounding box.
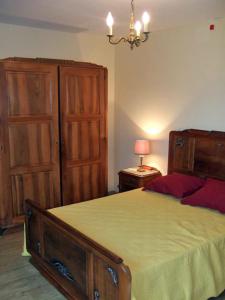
[142,11,150,32]
[106,12,114,26]
[134,20,142,37]
[106,12,114,35]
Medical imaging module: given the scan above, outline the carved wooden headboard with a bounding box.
[168,129,225,180]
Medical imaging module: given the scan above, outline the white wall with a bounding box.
[115,18,225,180]
[0,23,116,190]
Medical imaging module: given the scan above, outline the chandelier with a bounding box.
[106,0,150,50]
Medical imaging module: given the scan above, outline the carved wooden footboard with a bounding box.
[25,200,131,300]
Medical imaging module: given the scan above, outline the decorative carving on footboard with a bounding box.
[50,259,75,282]
[107,266,119,286]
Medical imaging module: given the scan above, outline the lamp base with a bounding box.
[137,155,146,172]
[137,165,146,172]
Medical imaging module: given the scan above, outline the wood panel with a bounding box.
[65,75,100,115]
[168,129,225,180]
[64,163,101,203]
[94,255,119,300]
[194,136,225,177]
[0,61,61,227]
[168,132,195,173]
[8,123,52,168]
[60,66,107,205]
[11,172,55,217]
[43,221,88,295]
[65,120,100,162]
[7,71,52,116]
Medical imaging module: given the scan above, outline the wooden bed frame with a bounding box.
[25,129,225,300]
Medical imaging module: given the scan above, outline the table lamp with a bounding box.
[134,140,150,172]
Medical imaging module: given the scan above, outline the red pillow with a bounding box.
[143,172,205,198]
[181,178,225,213]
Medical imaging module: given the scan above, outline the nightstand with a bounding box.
[118,167,161,192]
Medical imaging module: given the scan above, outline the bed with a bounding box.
[25,129,225,300]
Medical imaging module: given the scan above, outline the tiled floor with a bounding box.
[0,229,225,300]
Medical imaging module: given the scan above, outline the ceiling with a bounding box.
[0,0,224,33]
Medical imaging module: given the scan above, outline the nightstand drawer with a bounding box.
[119,173,139,187]
[118,168,161,193]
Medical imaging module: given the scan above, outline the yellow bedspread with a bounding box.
[49,189,225,300]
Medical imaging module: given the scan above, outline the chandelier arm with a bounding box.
[139,32,150,43]
[107,35,128,45]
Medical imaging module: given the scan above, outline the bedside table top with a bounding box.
[120,167,160,177]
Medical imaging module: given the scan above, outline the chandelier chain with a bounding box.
[131,0,134,15]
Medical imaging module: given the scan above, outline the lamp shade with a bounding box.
[134,140,150,155]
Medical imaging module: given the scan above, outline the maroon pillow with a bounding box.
[143,172,205,198]
[181,178,225,213]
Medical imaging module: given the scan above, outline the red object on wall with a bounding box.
[210,24,215,31]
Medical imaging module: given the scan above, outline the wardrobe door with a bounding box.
[60,65,107,205]
[0,61,61,227]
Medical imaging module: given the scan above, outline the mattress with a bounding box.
[49,189,225,300]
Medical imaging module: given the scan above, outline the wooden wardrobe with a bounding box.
[0,57,108,231]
